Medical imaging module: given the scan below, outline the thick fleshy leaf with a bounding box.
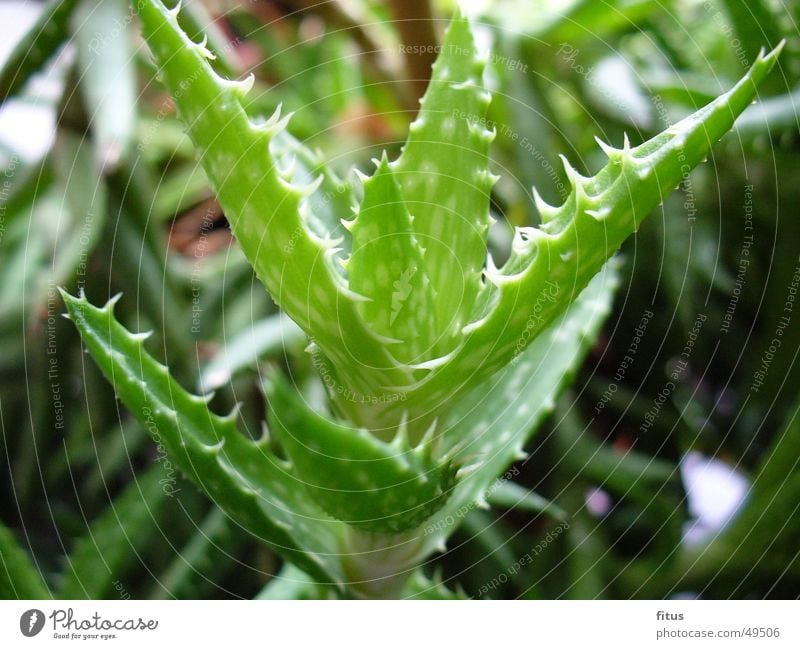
[266,373,456,534]
[347,155,436,364]
[391,8,495,347]
[468,44,781,375]
[374,45,783,428]
[137,0,412,407]
[270,129,353,243]
[421,261,619,553]
[61,290,345,587]
[138,0,781,443]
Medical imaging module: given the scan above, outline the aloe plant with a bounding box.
[62,0,781,597]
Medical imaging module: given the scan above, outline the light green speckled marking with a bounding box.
[347,155,437,365]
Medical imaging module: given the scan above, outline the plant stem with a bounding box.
[341,528,426,598]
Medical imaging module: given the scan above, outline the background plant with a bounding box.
[0,0,798,600]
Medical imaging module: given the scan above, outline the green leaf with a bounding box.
[421,261,619,551]
[266,372,456,534]
[391,8,495,348]
[0,521,50,599]
[401,570,467,600]
[387,44,783,424]
[149,508,234,599]
[680,399,800,584]
[61,289,346,588]
[537,0,660,44]
[0,0,81,104]
[255,562,327,600]
[199,312,305,393]
[720,0,782,65]
[74,0,137,169]
[136,0,412,406]
[138,0,781,442]
[347,154,436,364]
[58,466,168,599]
[486,481,568,521]
[47,133,106,292]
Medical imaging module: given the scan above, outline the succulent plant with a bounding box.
[63,0,781,597]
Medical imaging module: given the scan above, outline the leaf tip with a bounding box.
[759,39,785,65]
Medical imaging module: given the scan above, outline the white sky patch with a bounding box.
[0,1,70,165]
[0,2,41,63]
[680,451,749,548]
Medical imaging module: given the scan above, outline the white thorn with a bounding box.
[391,412,410,449]
[484,269,516,288]
[408,349,458,371]
[622,132,632,152]
[225,402,243,421]
[277,154,296,179]
[532,186,559,221]
[295,174,323,197]
[264,103,283,127]
[594,135,620,159]
[462,313,491,335]
[586,206,611,220]
[195,34,216,60]
[337,285,371,304]
[417,417,438,447]
[559,154,584,186]
[234,73,255,94]
[485,251,501,275]
[105,292,123,310]
[205,437,226,453]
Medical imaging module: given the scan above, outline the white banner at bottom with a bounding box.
[1,600,797,648]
